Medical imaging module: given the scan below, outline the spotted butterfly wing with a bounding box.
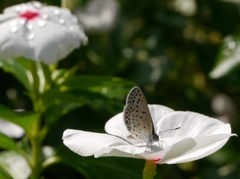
[123,86,159,143]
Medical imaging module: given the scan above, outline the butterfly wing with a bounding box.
[123,86,157,142]
[124,105,151,141]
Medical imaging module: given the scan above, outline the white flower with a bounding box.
[0,119,24,138]
[0,109,25,138]
[0,1,87,64]
[75,0,118,33]
[63,105,235,164]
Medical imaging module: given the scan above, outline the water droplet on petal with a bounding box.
[32,1,42,9]
[72,17,77,23]
[228,41,236,50]
[27,24,34,30]
[20,19,26,25]
[54,10,60,16]
[11,21,17,26]
[27,33,35,40]
[42,14,48,20]
[38,20,46,27]
[15,6,21,12]
[59,19,65,24]
[10,26,18,33]
[69,26,74,31]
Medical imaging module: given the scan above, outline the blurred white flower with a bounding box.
[0,151,31,179]
[63,105,235,164]
[0,119,24,138]
[171,0,197,16]
[75,0,119,33]
[0,1,87,64]
[0,109,25,138]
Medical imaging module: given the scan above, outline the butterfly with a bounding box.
[123,86,159,151]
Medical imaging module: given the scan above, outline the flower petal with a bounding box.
[156,111,230,137]
[104,113,132,141]
[162,133,235,164]
[157,137,196,164]
[0,119,24,138]
[148,104,174,127]
[0,18,29,59]
[62,129,129,156]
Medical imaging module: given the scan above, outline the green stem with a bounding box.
[29,61,42,179]
[143,161,157,179]
[30,135,41,179]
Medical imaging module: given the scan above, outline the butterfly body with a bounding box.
[123,87,159,146]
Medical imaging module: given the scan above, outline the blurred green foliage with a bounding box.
[0,0,240,178]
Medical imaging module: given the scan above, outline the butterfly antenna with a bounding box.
[108,133,132,145]
[158,127,180,134]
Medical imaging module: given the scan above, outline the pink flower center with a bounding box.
[19,10,39,20]
[154,158,161,163]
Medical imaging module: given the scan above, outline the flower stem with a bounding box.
[30,135,41,179]
[143,161,157,179]
[29,61,42,179]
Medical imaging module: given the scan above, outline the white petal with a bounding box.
[104,113,132,142]
[0,119,24,138]
[148,104,174,126]
[156,111,231,137]
[157,137,196,163]
[62,129,129,156]
[163,134,235,164]
[0,19,29,59]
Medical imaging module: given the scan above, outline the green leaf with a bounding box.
[0,58,33,92]
[41,88,122,129]
[0,58,52,95]
[0,151,31,179]
[210,35,240,79]
[0,165,13,179]
[36,62,52,93]
[0,104,40,136]
[44,103,83,130]
[60,75,134,89]
[52,66,78,85]
[59,75,135,98]
[68,89,123,113]
[39,89,85,110]
[0,134,18,151]
[57,146,142,179]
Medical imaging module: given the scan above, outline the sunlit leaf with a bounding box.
[0,134,18,151]
[36,62,52,93]
[52,66,78,85]
[0,58,33,92]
